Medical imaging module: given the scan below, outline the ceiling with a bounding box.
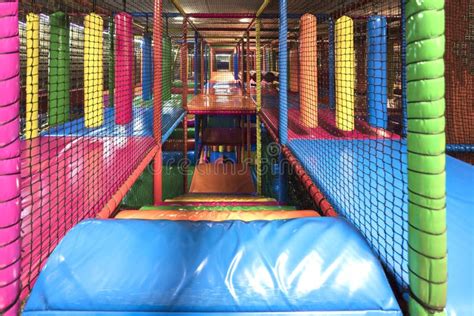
[22,0,401,50]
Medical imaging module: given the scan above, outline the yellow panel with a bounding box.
[335,16,355,131]
[84,13,104,128]
[26,14,39,139]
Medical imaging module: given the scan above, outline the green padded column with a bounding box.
[162,36,172,101]
[406,0,447,315]
[48,12,70,125]
[108,19,114,107]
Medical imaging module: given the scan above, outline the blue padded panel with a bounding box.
[42,101,185,143]
[446,156,474,316]
[24,218,401,315]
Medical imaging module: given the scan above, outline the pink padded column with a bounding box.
[0,1,21,315]
[114,13,133,125]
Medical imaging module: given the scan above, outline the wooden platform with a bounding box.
[186,95,256,115]
[189,163,255,194]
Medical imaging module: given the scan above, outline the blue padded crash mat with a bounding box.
[24,217,401,315]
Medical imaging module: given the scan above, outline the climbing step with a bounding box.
[164,194,278,206]
[115,210,318,221]
[139,205,296,211]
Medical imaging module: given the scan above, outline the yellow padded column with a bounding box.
[84,13,104,128]
[335,16,355,131]
[26,13,39,139]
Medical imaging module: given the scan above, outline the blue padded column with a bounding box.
[279,0,288,146]
[233,52,239,80]
[142,32,152,101]
[367,16,388,129]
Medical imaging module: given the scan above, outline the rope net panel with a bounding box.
[260,0,409,295]
[17,0,186,303]
[445,0,473,164]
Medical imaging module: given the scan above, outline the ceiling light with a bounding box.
[174,16,184,21]
[239,18,252,23]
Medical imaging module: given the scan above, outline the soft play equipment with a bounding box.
[24,218,401,315]
[367,16,388,129]
[1,1,472,316]
[142,32,153,101]
[108,19,115,106]
[299,14,317,128]
[48,12,70,125]
[25,13,39,139]
[84,13,104,127]
[335,16,354,131]
[114,12,133,124]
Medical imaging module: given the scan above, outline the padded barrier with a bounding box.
[24,218,401,315]
[42,105,185,143]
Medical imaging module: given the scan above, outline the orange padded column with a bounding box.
[299,13,318,128]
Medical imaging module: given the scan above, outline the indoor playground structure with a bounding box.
[1,0,473,315]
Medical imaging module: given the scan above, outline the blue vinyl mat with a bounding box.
[445,156,474,316]
[24,217,401,315]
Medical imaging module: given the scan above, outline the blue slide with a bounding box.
[24,217,401,315]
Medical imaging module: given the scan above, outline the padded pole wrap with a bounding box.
[335,16,355,131]
[299,14,317,128]
[114,13,133,125]
[84,13,104,128]
[162,36,172,101]
[108,19,114,107]
[256,19,262,195]
[181,20,188,107]
[0,1,20,314]
[26,13,39,139]
[153,0,163,203]
[49,12,70,125]
[233,52,239,80]
[194,32,199,95]
[278,0,288,145]
[142,32,153,101]
[328,18,335,109]
[406,0,447,314]
[367,16,388,129]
